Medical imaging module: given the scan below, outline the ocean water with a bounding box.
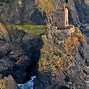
[18,76,36,89]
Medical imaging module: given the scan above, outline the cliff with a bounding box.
[0,22,86,89]
[0,0,65,25]
[34,25,86,89]
[0,75,18,89]
[0,0,88,89]
[0,0,89,25]
[68,0,89,24]
[0,0,46,24]
[0,23,46,84]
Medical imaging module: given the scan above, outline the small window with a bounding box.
[58,19,60,21]
[66,21,67,25]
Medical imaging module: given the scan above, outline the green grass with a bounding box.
[11,24,48,36]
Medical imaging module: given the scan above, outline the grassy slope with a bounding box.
[5,23,48,36]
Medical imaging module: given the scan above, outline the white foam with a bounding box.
[18,76,36,89]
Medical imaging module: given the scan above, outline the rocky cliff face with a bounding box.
[0,0,89,25]
[34,26,87,89]
[0,0,66,25]
[0,75,18,89]
[0,22,87,89]
[0,23,44,84]
[0,0,46,24]
[0,0,89,89]
[68,0,89,24]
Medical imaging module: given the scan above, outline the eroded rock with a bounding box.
[0,75,18,89]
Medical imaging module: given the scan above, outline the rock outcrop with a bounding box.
[34,26,86,89]
[0,23,43,84]
[0,0,89,25]
[0,75,18,89]
[0,0,46,24]
[70,0,89,24]
[0,0,89,89]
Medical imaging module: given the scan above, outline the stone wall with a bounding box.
[52,10,65,28]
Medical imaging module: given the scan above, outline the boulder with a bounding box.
[0,75,18,89]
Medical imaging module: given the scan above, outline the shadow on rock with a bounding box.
[0,23,44,83]
[30,9,47,25]
[21,35,44,82]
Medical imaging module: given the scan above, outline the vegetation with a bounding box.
[37,0,55,13]
[5,23,48,36]
[39,36,59,74]
[38,26,85,75]
[73,27,85,42]
[37,0,56,24]
[65,28,84,53]
[38,35,73,75]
